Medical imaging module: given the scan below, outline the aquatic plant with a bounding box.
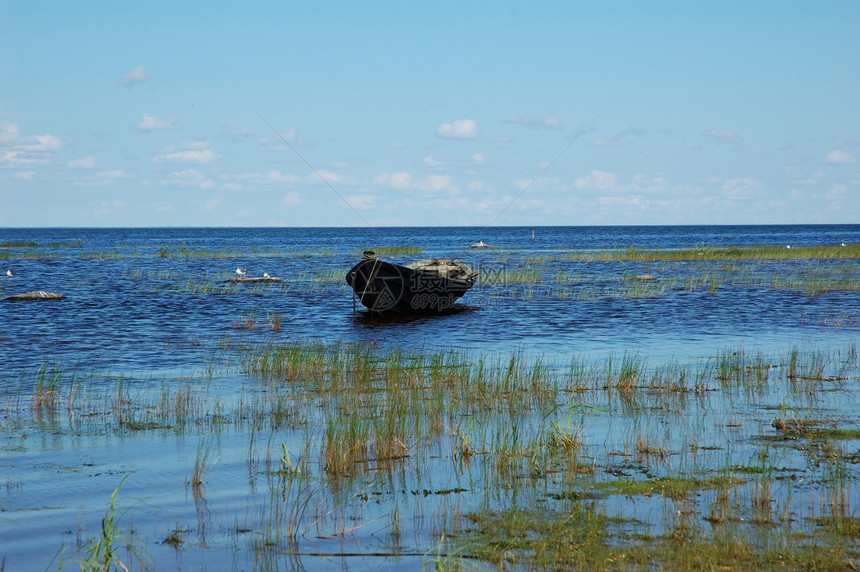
[361,246,424,255]
[68,475,151,571]
[0,239,82,248]
[563,242,860,262]
[5,340,860,570]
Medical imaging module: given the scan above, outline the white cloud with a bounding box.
[573,170,618,190]
[267,170,300,184]
[372,172,459,194]
[224,123,255,138]
[827,183,847,199]
[0,151,36,167]
[200,196,222,212]
[216,170,300,190]
[282,192,301,205]
[825,150,857,165]
[14,170,35,180]
[504,115,563,130]
[514,175,558,192]
[543,115,562,129]
[721,177,761,198]
[278,127,297,141]
[703,129,744,151]
[69,156,96,169]
[258,127,300,150]
[591,127,646,147]
[784,167,826,185]
[137,113,176,131]
[175,169,205,180]
[154,148,220,164]
[631,173,666,190]
[472,153,486,165]
[97,169,133,179]
[473,195,511,212]
[598,195,645,208]
[118,65,148,87]
[0,121,20,145]
[783,166,802,178]
[436,119,479,139]
[419,174,459,194]
[0,123,62,172]
[22,134,63,152]
[304,169,342,185]
[373,171,414,189]
[182,141,210,150]
[344,194,376,209]
[423,155,445,168]
[161,168,215,189]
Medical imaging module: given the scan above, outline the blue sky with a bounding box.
[1,1,858,227]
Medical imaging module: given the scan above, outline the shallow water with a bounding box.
[1,225,859,570]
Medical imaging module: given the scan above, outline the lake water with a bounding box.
[2,224,859,372]
[1,224,859,570]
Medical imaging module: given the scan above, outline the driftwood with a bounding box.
[4,291,66,301]
[227,277,283,283]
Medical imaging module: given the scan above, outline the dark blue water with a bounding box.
[2,225,858,376]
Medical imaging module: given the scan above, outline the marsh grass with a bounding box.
[0,239,82,248]
[468,247,860,304]
[563,243,860,262]
[362,246,424,255]
[64,475,152,571]
[190,437,217,495]
[31,362,63,410]
[6,340,860,570]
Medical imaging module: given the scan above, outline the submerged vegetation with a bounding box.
[360,245,424,255]
[3,340,860,569]
[562,242,860,262]
[0,239,83,249]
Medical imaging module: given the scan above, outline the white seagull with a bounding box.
[263,272,270,278]
[6,269,13,277]
[236,268,246,277]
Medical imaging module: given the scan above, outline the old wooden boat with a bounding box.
[346,251,478,314]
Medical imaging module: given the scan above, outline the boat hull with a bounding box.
[345,258,475,314]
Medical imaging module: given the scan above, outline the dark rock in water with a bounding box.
[633,274,657,282]
[4,291,66,301]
